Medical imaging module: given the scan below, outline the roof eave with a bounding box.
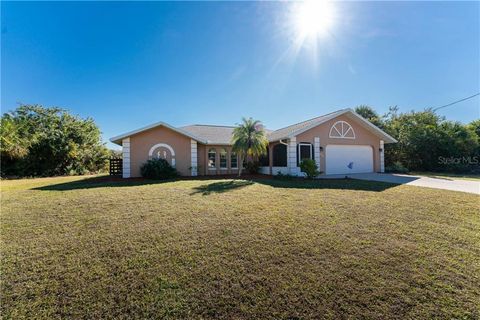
[110,121,208,145]
[287,109,348,139]
[268,108,397,144]
[267,136,288,143]
[205,142,232,146]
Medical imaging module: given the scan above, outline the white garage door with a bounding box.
[325,145,373,175]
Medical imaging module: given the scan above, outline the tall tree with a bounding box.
[468,119,480,138]
[231,117,268,176]
[382,108,478,172]
[352,105,479,173]
[354,105,383,127]
[0,115,29,160]
[1,104,109,177]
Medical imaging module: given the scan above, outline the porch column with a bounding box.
[122,138,131,178]
[288,137,299,176]
[380,140,385,173]
[314,137,321,171]
[191,139,198,176]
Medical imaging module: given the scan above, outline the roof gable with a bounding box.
[266,109,345,142]
[110,121,208,145]
[267,109,397,143]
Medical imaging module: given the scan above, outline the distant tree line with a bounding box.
[1,104,109,177]
[355,105,479,173]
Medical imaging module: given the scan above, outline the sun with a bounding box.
[275,0,339,68]
[293,0,336,40]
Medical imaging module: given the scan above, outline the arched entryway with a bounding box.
[148,143,176,167]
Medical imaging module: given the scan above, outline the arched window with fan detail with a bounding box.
[329,121,355,139]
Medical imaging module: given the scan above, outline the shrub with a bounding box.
[245,161,260,174]
[299,159,320,179]
[140,158,178,180]
[385,161,409,174]
[382,107,479,173]
[1,104,109,177]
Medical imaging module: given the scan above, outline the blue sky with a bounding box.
[2,1,479,149]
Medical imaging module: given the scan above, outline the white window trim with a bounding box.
[329,121,356,139]
[298,143,312,164]
[230,153,239,169]
[208,148,216,170]
[219,149,228,169]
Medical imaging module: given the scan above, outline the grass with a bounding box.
[409,171,480,181]
[1,175,479,319]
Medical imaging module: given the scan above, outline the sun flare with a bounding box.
[293,0,336,40]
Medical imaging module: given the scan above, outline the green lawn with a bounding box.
[1,175,479,319]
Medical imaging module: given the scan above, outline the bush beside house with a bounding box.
[355,105,479,173]
[0,105,109,177]
[300,159,321,178]
[140,158,178,180]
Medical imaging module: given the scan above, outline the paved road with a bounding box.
[324,173,480,195]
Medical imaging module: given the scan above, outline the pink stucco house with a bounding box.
[110,108,397,178]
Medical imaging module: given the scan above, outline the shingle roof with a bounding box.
[111,109,397,145]
[266,109,345,142]
[110,121,208,145]
[266,109,396,143]
[180,124,274,145]
[180,125,236,145]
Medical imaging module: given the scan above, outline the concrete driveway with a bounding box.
[325,173,480,195]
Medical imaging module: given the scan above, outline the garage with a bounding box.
[325,145,374,175]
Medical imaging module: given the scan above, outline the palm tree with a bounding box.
[231,117,268,177]
[0,115,29,160]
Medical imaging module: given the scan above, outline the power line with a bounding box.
[432,93,480,111]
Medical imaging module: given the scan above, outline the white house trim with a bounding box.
[110,121,207,145]
[314,137,321,171]
[191,139,197,176]
[380,140,385,173]
[297,143,313,164]
[122,138,131,178]
[148,143,176,167]
[230,151,239,169]
[288,137,299,175]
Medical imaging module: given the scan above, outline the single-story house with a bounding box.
[110,108,397,178]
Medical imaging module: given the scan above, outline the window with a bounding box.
[230,151,238,168]
[208,148,216,169]
[329,121,355,139]
[219,148,227,169]
[272,144,287,166]
[156,150,168,160]
[297,143,313,166]
[259,147,269,166]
